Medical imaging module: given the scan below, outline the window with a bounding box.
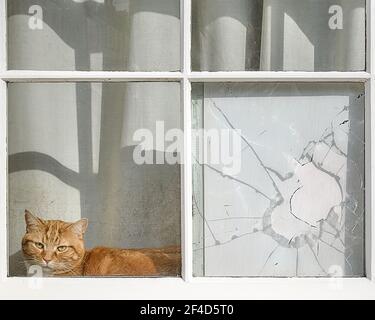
[1,0,375,299]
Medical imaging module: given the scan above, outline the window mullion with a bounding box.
[181,0,193,282]
[188,71,371,82]
[365,0,375,281]
[0,79,7,280]
[0,71,184,82]
[365,78,374,280]
[0,0,7,281]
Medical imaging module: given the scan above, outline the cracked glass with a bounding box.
[192,83,365,277]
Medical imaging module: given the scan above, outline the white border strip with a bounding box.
[189,72,371,82]
[366,0,375,281]
[0,71,184,82]
[181,0,192,282]
[1,277,375,300]
[0,0,7,281]
[365,79,373,280]
[0,71,370,83]
[181,78,192,282]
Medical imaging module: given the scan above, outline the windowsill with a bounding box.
[1,277,375,300]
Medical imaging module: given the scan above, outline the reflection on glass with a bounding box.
[193,83,365,277]
[8,0,180,71]
[192,0,365,71]
[8,82,181,277]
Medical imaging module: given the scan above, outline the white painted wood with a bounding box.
[365,79,374,281]
[0,71,370,83]
[0,0,7,281]
[189,72,371,82]
[366,0,375,281]
[0,277,375,299]
[0,71,183,82]
[182,0,191,74]
[182,78,192,282]
[367,0,373,74]
[181,0,193,282]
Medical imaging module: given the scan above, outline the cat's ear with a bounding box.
[68,218,88,237]
[24,210,44,232]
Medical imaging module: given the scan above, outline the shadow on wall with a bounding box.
[9,149,181,278]
[8,0,180,71]
[192,0,365,72]
[191,0,264,71]
[9,137,181,277]
[9,251,27,277]
[8,1,181,276]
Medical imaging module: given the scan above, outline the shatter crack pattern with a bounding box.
[193,88,365,277]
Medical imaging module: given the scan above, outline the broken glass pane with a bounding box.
[192,83,365,277]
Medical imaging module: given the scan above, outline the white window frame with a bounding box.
[1,0,375,299]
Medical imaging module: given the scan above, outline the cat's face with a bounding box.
[22,210,88,275]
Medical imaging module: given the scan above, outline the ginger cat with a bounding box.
[22,210,181,277]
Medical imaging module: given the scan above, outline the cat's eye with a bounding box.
[34,242,44,250]
[57,246,68,252]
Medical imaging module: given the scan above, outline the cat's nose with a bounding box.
[43,258,51,264]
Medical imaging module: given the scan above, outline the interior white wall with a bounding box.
[7,0,183,277]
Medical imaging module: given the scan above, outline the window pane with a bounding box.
[192,0,366,71]
[8,0,180,71]
[193,83,365,277]
[8,82,181,277]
